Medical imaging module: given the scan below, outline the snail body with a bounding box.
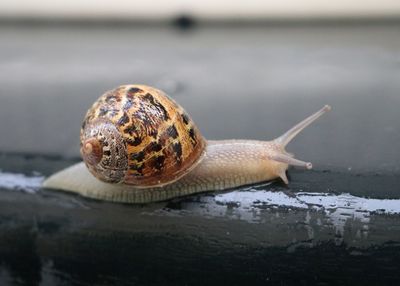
[43,85,331,203]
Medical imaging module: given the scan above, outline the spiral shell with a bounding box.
[80,85,206,188]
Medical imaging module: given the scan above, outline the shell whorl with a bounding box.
[80,119,128,183]
[80,85,206,188]
[81,138,102,165]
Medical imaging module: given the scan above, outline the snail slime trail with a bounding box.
[44,85,331,203]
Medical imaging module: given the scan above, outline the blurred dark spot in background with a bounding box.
[172,15,196,30]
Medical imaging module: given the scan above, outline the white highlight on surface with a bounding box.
[216,190,400,215]
[0,171,44,193]
[214,190,400,242]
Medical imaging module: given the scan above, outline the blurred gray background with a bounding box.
[0,1,399,172]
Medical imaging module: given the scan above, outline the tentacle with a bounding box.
[274,105,331,147]
[269,152,313,169]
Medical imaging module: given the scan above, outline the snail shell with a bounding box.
[80,85,206,188]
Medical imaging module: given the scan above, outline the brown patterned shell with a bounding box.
[80,85,206,188]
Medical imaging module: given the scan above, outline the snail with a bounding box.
[43,84,331,203]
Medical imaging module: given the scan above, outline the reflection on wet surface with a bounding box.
[0,171,43,193]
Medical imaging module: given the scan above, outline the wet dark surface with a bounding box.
[0,23,400,285]
[1,153,400,286]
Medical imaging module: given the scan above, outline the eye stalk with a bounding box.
[81,138,103,165]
